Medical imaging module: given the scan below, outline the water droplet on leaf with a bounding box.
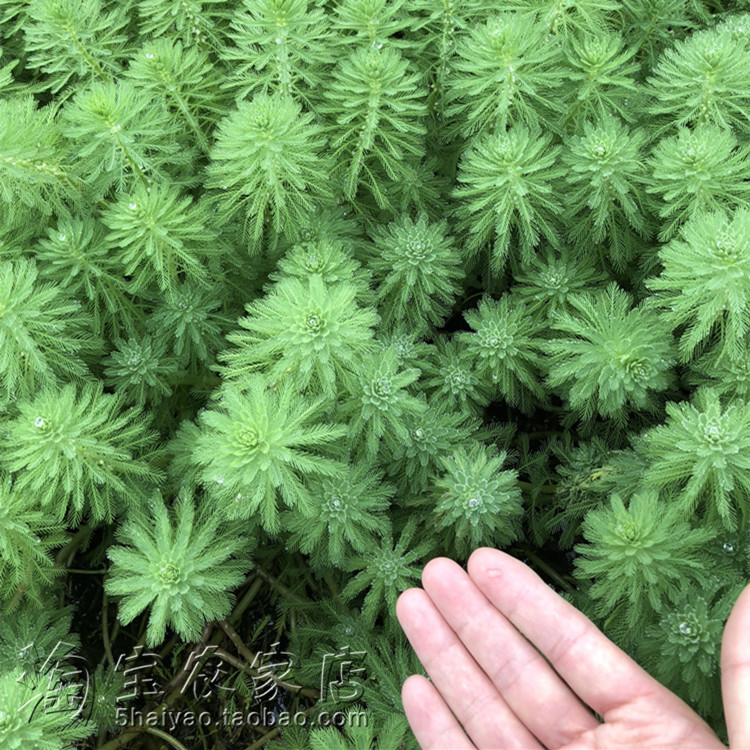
[678,621,695,636]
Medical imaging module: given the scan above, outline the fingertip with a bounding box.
[401,672,428,702]
[396,586,427,627]
[421,555,463,589]
[467,547,513,579]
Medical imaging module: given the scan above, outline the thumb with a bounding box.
[722,582,750,749]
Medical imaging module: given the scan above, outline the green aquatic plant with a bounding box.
[1,3,747,746]
[105,492,253,645]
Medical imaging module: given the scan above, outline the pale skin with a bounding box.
[396,548,750,750]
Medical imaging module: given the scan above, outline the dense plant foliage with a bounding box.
[1,1,750,748]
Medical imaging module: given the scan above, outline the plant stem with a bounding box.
[217,620,320,700]
[228,576,263,626]
[253,564,307,606]
[97,729,140,749]
[162,622,214,695]
[169,373,222,388]
[522,548,576,596]
[98,727,189,750]
[99,616,120,669]
[214,647,319,700]
[65,568,107,574]
[102,593,115,668]
[323,573,340,602]
[144,727,190,750]
[217,620,254,663]
[511,430,567,445]
[55,526,91,565]
[517,481,556,493]
[243,705,319,750]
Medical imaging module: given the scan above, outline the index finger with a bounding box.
[467,548,667,718]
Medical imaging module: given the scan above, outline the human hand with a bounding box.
[396,548,750,749]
